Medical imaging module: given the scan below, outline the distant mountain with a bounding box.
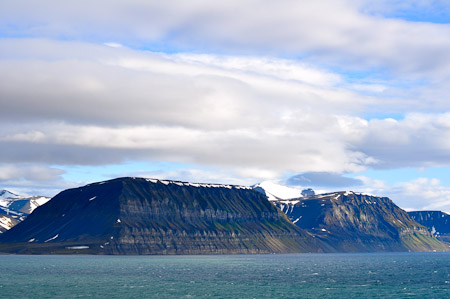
[0,190,50,233]
[408,211,450,244]
[0,178,329,255]
[0,190,21,200]
[272,191,448,252]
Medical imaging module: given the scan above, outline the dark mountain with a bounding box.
[273,191,448,252]
[0,177,329,255]
[408,211,450,244]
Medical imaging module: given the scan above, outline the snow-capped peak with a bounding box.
[252,181,306,201]
[0,190,21,200]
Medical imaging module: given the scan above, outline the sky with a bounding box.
[1,0,450,212]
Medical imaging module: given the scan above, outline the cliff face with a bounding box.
[408,211,450,244]
[0,177,328,254]
[273,191,448,252]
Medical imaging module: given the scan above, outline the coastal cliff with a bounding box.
[0,177,328,254]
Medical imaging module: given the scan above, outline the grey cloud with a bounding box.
[286,172,364,188]
[0,123,372,174]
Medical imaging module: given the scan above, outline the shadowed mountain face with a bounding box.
[408,211,450,244]
[0,177,329,255]
[273,192,448,252]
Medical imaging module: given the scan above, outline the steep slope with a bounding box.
[0,177,329,255]
[273,191,448,252]
[408,211,450,244]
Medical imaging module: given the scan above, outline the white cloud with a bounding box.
[2,0,450,77]
[0,164,64,182]
[0,39,366,129]
[346,176,450,213]
[104,42,123,48]
[0,39,378,177]
[0,164,69,196]
[2,40,450,183]
[353,113,450,168]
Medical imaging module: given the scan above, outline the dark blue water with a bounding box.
[0,252,449,298]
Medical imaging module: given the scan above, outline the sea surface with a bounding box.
[0,252,449,298]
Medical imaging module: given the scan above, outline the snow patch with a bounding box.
[0,220,12,230]
[44,234,59,243]
[143,178,250,190]
[293,216,302,224]
[65,246,89,250]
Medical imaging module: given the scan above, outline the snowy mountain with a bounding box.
[0,190,21,200]
[0,190,50,233]
[252,181,313,201]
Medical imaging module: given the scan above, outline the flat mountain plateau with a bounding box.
[0,177,329,254]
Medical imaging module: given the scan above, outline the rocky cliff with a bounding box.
[273,191,448,252]
[408,211,450,244]
[0,177,329,254]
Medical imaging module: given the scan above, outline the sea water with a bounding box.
[0,252,449,298]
